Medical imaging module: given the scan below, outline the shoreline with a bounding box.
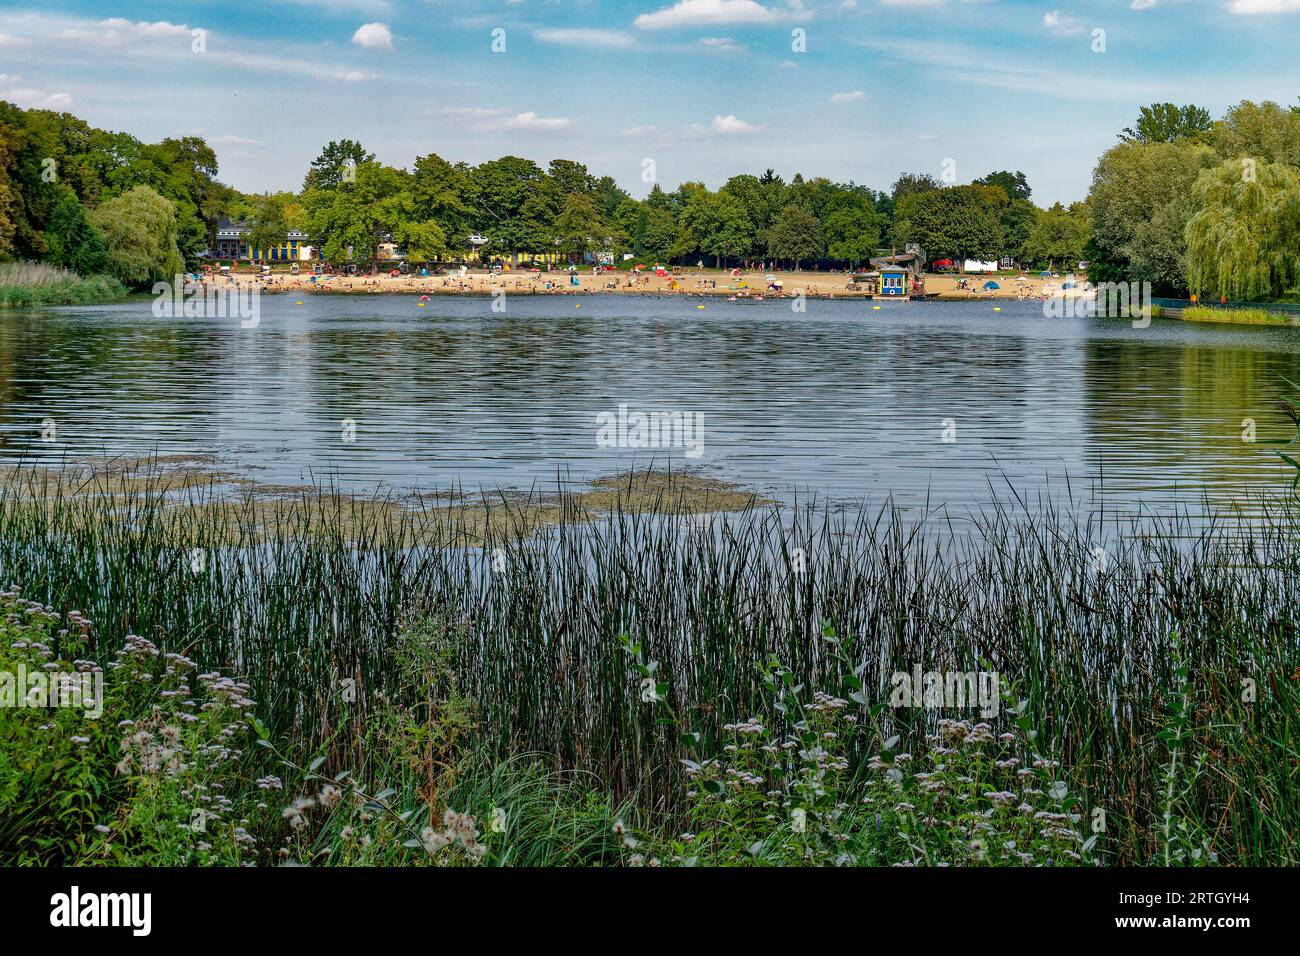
[194,267,1090,302]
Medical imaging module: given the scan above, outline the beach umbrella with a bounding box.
[766,275,776,282]
[1040,271,1052,277]
[983,280,1001,290]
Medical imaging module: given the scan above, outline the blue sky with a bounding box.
[1,0,1298,204]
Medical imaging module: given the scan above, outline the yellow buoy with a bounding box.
[418,302,425,307]
[872,305,881,311]
[994,307,1002,312]
[295,301,303,305]
[697,304,705,309]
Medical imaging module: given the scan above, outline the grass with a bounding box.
[0,457,1296,865]
[1181,305,1299,327]
[0,261,127,307]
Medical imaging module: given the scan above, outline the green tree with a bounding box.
[823,192,881,265]
[303,139,375,191]
[1209,100,1300,167]
[1120,103,1213,144]
[891,186,1002,265]
[1088,138,1217,291]
[1022,202,1090,269]
[766,204,825,267]
[974,170,1032,201]
[1185,159,1300,301]
[246,194,290,258]
[553,192,606,262]
[88,185,184,287]
[891,173,942,201]
[43,188,106,275]
[683,191,753,267]
[410,153,476,249]
[999,197,1038,262]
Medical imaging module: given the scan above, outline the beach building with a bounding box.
[214,218,313,261]
[878,266,909,296]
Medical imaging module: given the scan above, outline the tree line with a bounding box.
[2,98,1297,301]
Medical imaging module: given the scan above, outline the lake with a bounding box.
[2,294,1297,519]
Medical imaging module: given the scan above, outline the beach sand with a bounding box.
[205,266,1091,302]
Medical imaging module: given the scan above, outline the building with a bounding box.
[213,218,313,261]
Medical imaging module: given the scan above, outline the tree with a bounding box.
[1088,139,1217,292]
[891,186,1002,265]
[766,205,825,267]
[43,188,106,274]
[1022,202,1090,269]
[410,153,476,248]
[1209,100,1300,167]
[1185,159,1300,301]
[975,170,1031,201]
[553,192,605,262]
[683,191,753,266]
[246,194,290,258]
[891,173,942,201]
[302,161,411,264]
[999,198,1038,262]
[823,192,881,265]
[303,139,374,191]
[88,185,184,287]
[1120,103,1213,144]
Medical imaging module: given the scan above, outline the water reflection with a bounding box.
[1,296,1296,517]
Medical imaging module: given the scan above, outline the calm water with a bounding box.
[2,294,1297,517]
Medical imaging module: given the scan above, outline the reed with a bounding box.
[0,460,1295,864]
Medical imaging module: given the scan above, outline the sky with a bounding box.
[1,0,1298,205]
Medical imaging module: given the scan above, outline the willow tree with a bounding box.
[1184,159,1300,301]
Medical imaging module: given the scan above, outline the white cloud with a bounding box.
[0,33,32,49]
[709,113,763,134]
[634,0,786,30]
[1226,0,1300,12]
[1043,10,1088,37]
[698,36,745,52]
[504,111,573,131]
[0,85,72,109]
[533,28,636,48]
[285,0,392,12]
[209,134,266,146]
[351,22,393,50]
[829,89,866,103]
[1130,0,1158,9]
[56,18,190,48]
[336,69,377,81]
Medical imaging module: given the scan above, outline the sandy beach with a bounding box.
[204,267,1092,302]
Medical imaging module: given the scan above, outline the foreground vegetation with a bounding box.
[0,462,1295,866]
[0,261,126,307]
[1181,305,1299,327]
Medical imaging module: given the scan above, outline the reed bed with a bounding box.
[0,461,1295,864]
[0,261,126,307]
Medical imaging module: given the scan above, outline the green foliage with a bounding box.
[1121,103,1214,144]
[42,188,106,275]
[891,185,1003,262]
[1185,159,1300,301]
[1022,201,1090,268]
[303,139,374,191]
[683,190,753,265]
[88,185,185,287]
[974,170,1032,201]
[766,204,825,266]
[0,260,125,306]
[1088,138,1217,292]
